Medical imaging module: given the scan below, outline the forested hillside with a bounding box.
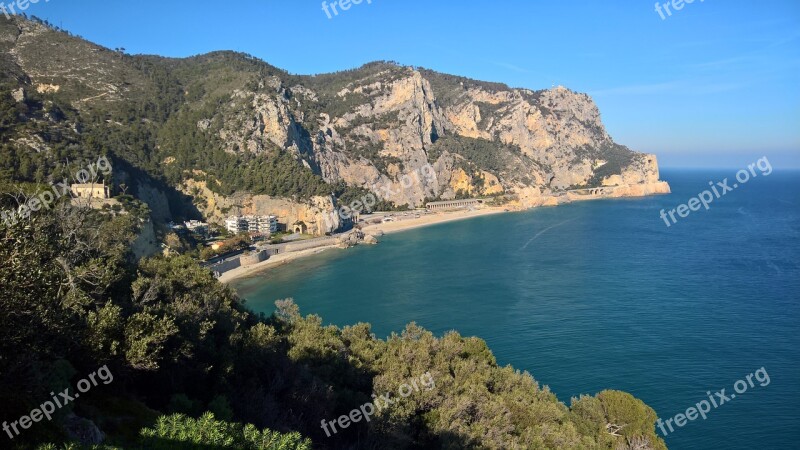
[1,202,666,449]
[0,14,667,222]
[0,15,668,449]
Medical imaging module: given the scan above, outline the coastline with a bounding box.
[361,207,508,236]
[218,245,338,284]
[219,181,671,285]
[219,206,509,284]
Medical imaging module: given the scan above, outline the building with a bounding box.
[425,199,483,211]
[225,215,278,235]
[184,220,209,237]
[225,216,247,234]
[292,221,308,234]
[71,182,110,199]
[257,215,278,234]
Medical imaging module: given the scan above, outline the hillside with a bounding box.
[0,15,668,234]
[1,198,667,449]
[0,15,669,450]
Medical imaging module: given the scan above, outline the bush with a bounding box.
[139,413,312,450]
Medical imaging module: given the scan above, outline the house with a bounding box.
[71,182,110,199]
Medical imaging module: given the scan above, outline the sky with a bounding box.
[20,0,800,169]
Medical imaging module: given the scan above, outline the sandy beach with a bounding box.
[219,207,509,284]
[360,207,507,235]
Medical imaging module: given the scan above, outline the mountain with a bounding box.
[0,16,670,450]
[0,15,668,234]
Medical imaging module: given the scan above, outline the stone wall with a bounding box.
[240,250,268,267]
[209,258,241,276]
[284,237,338,253]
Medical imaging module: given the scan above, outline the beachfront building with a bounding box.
[225,215,278,235]
[425,199,483,211]
[225,216,247,234]
[266,215,279,233]
[71,182,110,199]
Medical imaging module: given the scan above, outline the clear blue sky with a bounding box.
[26,0,800,168]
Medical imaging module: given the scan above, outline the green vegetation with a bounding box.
[579,143,637,187]
[1,201,666,449]
[137,413,311,450]
[1,17,663,449]
[418,68,512,107]
[427,134,529,192]
[199,234,252,261]
[427,135,520,174]
[35,413,311,450]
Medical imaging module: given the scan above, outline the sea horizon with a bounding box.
[3,2,798,447]
[232,167,800,449]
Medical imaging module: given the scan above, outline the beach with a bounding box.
[361,207,508,235]
[218,206,509,283]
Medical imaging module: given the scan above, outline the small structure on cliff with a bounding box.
[292,221,308,234]
[71,182,110,199]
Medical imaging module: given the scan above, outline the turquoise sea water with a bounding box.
[232,170,800,449]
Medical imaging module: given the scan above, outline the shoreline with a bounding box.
[361,206,508,236]
[219,182,671,285]
[219,206,509,284]
[218,245,339,284]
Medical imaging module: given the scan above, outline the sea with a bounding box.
[231,169,800,450]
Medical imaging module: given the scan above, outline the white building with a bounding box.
[225,215,278,235]
[184,220,209,236]
[257,215,278,234]
[225,216,247,234]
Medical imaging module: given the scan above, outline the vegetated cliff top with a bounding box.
[2,199,668,450]
[1,14,663,212]
[0,17,669,449]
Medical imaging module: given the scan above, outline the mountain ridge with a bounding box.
[1,15,669,235]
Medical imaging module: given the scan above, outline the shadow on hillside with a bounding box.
[112,157,202,223]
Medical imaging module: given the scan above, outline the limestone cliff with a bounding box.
[0,16,669,229]
[200,62,670,207]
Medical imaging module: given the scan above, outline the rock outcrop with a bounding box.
[181,179,342,236]
[0,16,669,227]
[197,64,670,207]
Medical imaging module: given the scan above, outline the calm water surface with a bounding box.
[232,170,800,449]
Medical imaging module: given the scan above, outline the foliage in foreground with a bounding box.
[1,203,665,449]
[36,412,311,450]
[138,413,311,450]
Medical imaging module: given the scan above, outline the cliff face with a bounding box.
[204,64,669,207]
[0,16,669,228]
[181,179,342,236]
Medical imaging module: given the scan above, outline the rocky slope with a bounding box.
[0,16,669,233]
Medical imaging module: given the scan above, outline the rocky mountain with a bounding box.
[0,16,668,233]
